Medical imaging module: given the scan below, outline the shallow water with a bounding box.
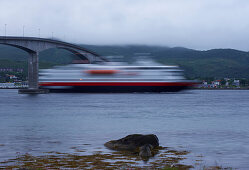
[0,89,249,169]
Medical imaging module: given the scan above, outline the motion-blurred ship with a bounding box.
[39,61,197,93]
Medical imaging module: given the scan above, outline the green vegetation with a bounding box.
[1,44,249,82]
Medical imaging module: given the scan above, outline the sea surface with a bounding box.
[0,89,249,169]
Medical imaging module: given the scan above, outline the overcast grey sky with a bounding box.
[0,0,249,50]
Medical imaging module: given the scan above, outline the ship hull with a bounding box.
[39,82,194,93]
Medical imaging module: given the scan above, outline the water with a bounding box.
[0,89,249,169]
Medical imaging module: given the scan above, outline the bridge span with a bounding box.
[0,36,106,93]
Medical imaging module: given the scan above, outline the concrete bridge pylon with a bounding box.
[28,52,39,89]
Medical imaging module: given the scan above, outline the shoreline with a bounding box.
[0,146,228,169]
[1,88,249,90]
[193,87,249,90]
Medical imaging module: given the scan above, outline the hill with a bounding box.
[77,45,249,79]
[0,44,249,79]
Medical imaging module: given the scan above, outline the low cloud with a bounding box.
[0,0,249,50]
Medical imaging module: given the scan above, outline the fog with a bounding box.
[0,0,249,50]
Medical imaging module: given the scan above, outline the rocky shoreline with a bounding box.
[0,147,194,169]
[0,134,231,169]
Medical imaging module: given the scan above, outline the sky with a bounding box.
[0,0,249,51]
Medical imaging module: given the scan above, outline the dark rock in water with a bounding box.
[139,144,153,157]
[104,134,159,158]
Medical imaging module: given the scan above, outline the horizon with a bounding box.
[1,37,249,52]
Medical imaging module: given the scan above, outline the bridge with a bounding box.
[0,36,107,93]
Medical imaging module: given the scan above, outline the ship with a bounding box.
[39,61,198,93]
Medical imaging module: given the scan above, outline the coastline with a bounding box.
[0,88,27,89]
[193,87,249,90]
[0,147,227,169]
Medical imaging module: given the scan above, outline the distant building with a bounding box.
[225,81,229,86]
[0,68,13,72]
[203,81,208,85]
[8,75,17,79]
[16,68,24,72]
[211,80,221,88]
[0,68,23,72]
[233,80,240,87]
[0,82,28,88]
[201,81,208,88]
[0,83,15,88]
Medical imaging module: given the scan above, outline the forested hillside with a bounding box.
[0,44,249,79]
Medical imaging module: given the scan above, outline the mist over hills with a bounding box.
[0,44,249,79]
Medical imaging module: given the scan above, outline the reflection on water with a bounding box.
[0,89,249,168]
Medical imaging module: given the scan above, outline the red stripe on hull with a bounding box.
[39,82,195,87]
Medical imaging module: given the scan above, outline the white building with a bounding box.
[0,83,15,88]
[233,80,240,86]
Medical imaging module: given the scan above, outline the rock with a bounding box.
[104,134,159,158]
[139,144,153,157]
